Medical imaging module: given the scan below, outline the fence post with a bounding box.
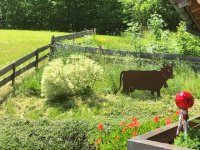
[93,28,96,37]
[50,35,55,58]
[73,32,76,45]
[98,45,102,54]
[35,49,39,69]
[12,63,16,86]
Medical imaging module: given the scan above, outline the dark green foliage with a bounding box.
[176,22,200,56]
[0,0,179,34]
[0,0,125,34]
[174,128,200,149]
[0,117,94,150]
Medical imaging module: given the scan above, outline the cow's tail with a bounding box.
[114,71,125,95]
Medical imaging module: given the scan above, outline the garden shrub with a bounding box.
[148,13,165,40]
[41,55,103,100]
[176,22,200,56]
[174,128,200,149]
[0,117,95,150]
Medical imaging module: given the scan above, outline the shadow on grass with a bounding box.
[0,84,15,105]
[45,93,112,113]
[124,90,162,101]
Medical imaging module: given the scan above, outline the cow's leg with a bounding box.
[122,87,129,95]
[156,90,161,97]
[122,83,131,94]
[129,87,135,93]
[164,82,168,88]
[151,90,154,96]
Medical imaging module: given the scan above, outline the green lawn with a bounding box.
[0,30,69,69]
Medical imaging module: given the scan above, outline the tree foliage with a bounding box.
[0,0,180,34]
[119,0,180,30]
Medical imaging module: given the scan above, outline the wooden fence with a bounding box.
[55,43,200,70]
[0,29,95,88]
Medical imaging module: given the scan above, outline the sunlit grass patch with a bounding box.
[0,30,69,68]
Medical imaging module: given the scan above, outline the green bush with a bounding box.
[0,117,94,150]
[174,128,200,149]
[176,22,200,56]
[148,13,165,40]
[41,55,104,100]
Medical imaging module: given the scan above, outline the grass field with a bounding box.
[0,30,69,69]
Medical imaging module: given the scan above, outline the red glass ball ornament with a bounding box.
[175,91,194,109]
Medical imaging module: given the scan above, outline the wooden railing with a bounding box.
[0,45,50,87]
[0,29,95,88]
[54,43,200,71]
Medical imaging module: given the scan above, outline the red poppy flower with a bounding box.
[127,117,140,128]
[97,123,104,131]
[122,128,127,133]
[176,110,180,115]
[95,138,102,145]
[128,123,140,128]
[153,116,159,123]
[127,123,135,128]
[132,131,137,137]
[165,118,171,125]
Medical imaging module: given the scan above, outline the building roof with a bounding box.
[170,0,200,36]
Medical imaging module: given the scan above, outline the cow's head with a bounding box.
[161,64,174,80]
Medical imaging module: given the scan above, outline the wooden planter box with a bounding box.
[128,115,200,150]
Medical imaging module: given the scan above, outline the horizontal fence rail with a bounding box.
[54,29,95,42]
[0,44,50,87]
[55,43,200,70]
[0,29,95,88]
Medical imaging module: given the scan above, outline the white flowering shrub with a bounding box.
[41,55,103,100]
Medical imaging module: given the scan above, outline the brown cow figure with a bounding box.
[115,64,173,97]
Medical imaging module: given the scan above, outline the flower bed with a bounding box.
[128,115,200,150]
[94,113,179,149]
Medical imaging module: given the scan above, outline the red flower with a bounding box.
[153,116,160,123]
[127,123,136,128]
[122,128,127,133]
[127,117,140,128]
[95,138,102,145]
[165,118,171,125]
[176,110,180,115]
[97,123,104,131]
[132,117,137,123]
[132,131,137,137]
